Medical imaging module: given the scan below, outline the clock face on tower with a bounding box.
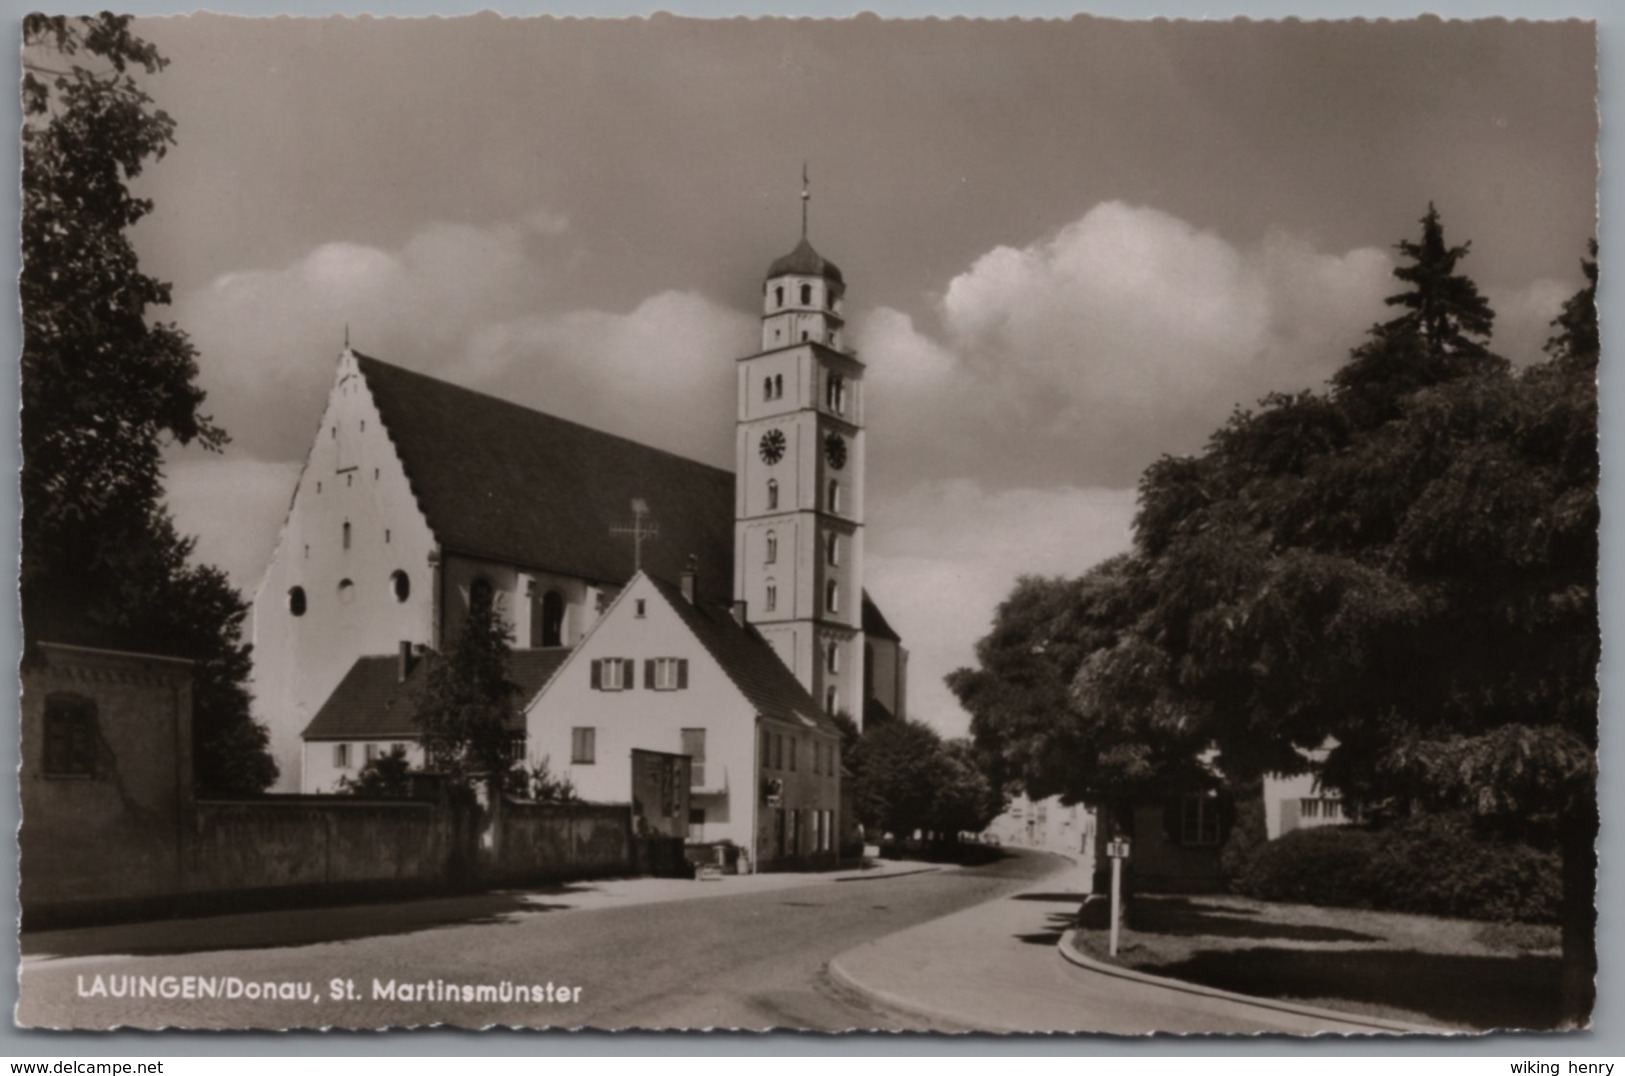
[759,428,787,465]
[824,432,848,471]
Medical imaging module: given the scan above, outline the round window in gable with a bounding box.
[337,579,356,605]
[390,570,410,602]
[288,586,307,617]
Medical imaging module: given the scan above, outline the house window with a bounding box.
[681,728,706,788]
[765,580,777,612]
[635,599,647,618]
[813,741,822,775]
[571,727,596,765]
[765,531,777,564]
[828,480,841,514]
[390,570,410,602]
[762,728,771,768]
[592,658,635,691]
[801,283,812,305]
[689,807,706,829]
[767,479,779,511]
[364,743,379,763]
[827,534,840,566]
[647,657,689,691]
[342,521,351,550]
[826,641,839,674]
[334,743,352,770]
[42,694,97,777]
[773,732,784,770]
[825,580,839,613]
[1181,795,1221,846]
[288,586,307,617]
[788,737,798,772]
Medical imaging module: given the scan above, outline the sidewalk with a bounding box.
[827,861,1434,1036]
[23,857,941,964]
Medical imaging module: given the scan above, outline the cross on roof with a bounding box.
[609,497,659,573]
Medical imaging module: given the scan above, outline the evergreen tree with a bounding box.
[1381,201,1496,358]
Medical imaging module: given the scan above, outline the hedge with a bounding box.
[1232,814,1561,923]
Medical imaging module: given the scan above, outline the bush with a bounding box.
[1218,788,1268,890]
[1237,814,1560,923]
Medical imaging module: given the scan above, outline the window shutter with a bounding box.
[622,658,636,687]
[645,659,655,690]
[677,659,688,689]
[590,659,602,690]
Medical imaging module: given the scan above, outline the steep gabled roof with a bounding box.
[644,575,838,736]
[302,647,571,741]
[355,354,735,598]
[861,591,900,642]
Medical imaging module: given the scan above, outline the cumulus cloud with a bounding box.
[858,202,1394,489]
[866,480,1137,739]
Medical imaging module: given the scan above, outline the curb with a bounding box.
[825,949,981,1033]
[835,865,943,884]
[1055,927,1438,1035]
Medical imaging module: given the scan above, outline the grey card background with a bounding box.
[0,0,1615,1056]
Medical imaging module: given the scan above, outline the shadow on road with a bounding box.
[1150,947,1563,1030]
[23,887,593,961]
[1015,910,1081,946]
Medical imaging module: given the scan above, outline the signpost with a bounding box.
[1105,838,1131,957]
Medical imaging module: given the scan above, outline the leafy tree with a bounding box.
[21,15,274,796]
[339,746,414,799]
[933,739,1007,836]
[414,596,521,786]
[849,718,1004,841]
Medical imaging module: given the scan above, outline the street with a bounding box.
[19,851,1066,1031]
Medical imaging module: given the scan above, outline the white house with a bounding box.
[524,567,844,870]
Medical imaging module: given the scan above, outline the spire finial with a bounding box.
[801,160,810,239]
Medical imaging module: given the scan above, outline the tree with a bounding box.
[1381,201,1496,359]
[414,595,521,787]
[511,756,580,803]
[21,15,275,796]
[339,746,414,799]
[955,214,1598,1024]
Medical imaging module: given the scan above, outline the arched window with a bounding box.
[826,534,840,567]
[774,374,783,398]
[342,521,352,550]
[763,376,772,402]
[767,479,779,511]
[765,580,778,612]
[765,530,778,564]
[825,579,839,613]
[826,641,839,674]
[288,586,307,617]
[827,480,841,514]
[390,570,410,602]
[775,285,784,308]
[337,579,355,605]
[800,283,812,305]
[826,373,846,413]
[540,590,565,647]
[470,577,493,615]
[828,288,837,311]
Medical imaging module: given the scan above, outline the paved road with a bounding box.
[19,851,1065,1031]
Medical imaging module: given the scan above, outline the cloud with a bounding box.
[1487,278,1572,365]
[857,202,1394,489]
[865,480,1137,739]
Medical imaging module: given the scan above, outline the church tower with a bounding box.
[734,190,866,722]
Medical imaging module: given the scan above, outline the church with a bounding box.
[248,225,909,853]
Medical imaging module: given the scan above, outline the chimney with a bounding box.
[731,599,748,627]
[680,554,698,605]
[398,640,414,683]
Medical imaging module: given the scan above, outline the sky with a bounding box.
[137,14,1598,738]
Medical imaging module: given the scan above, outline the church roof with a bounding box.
[302,647,571,741]
[356,354,735,599]
[645,575,840,736]
[766,238,844,285]
[861,592,901,642]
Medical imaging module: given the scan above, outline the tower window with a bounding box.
[825,686,838,714]
[767,479,779,511]
[765,580,777,612]
[775,286,784,308]
[827,373,846,413]
[828,480,841,514]
[774,374,783,398]
[800,283,812,305]
[765,530,778,564]
[390,570,410,602]
[342,521,351,550]
[763,376,772,402]
[826,641,839,674]
[827,534,840,567]
[337,579,355,605]
[801,331,809,342]
[826,579,839,613]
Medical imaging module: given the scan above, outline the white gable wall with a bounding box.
[524,575,759,850]
[251,349,439,792]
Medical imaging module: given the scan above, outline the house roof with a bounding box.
[356,353,736,599]
[302,647,571,741]
[766,238,844,285]
[644,575,839,736]
[861,592,901,642]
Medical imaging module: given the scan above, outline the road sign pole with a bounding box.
[1109,854,1122,957]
